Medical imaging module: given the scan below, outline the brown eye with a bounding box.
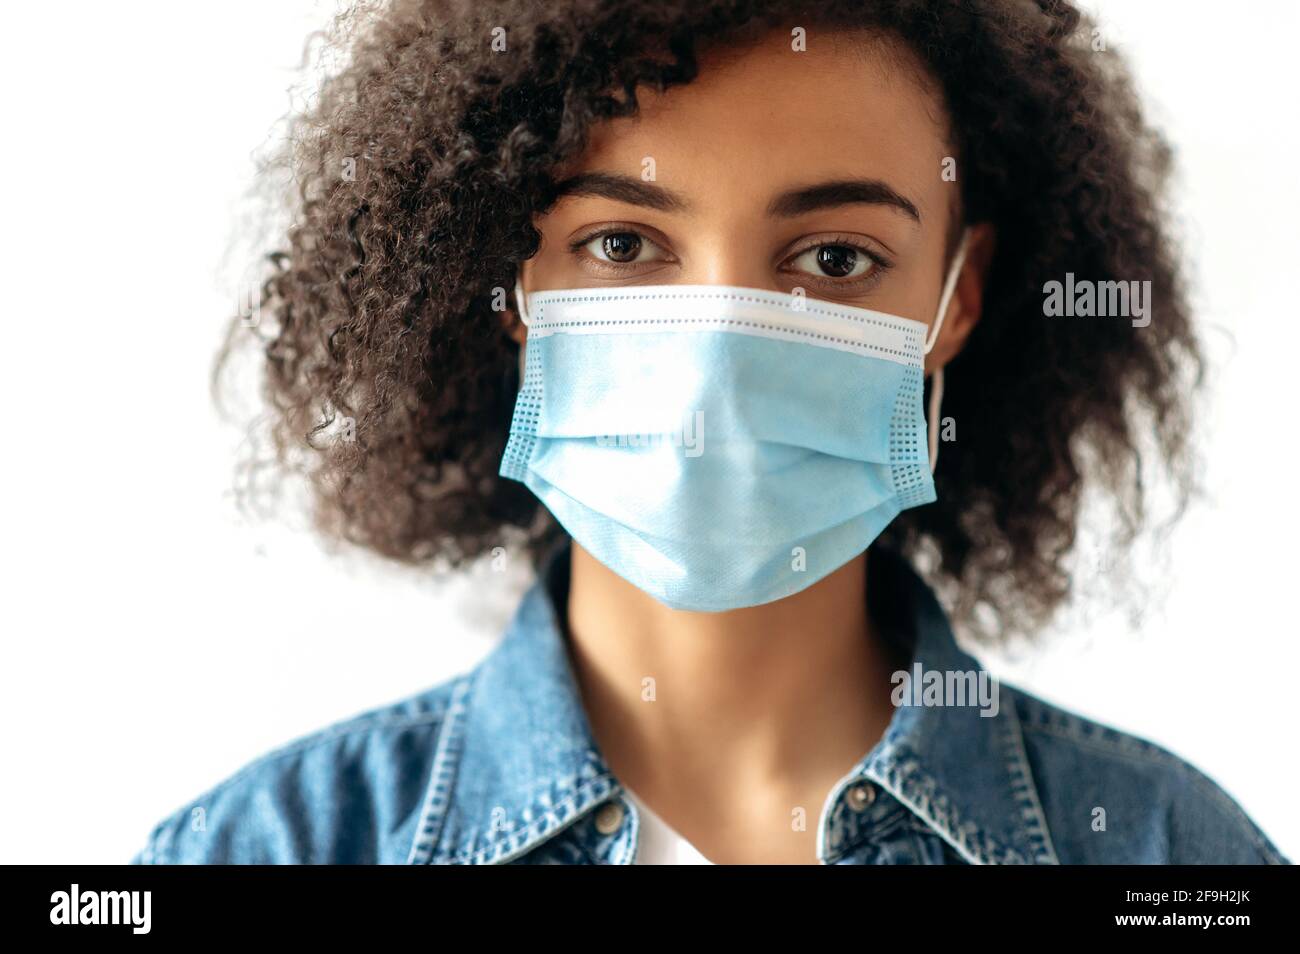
[580,229,666,265]
[817,245,857,277]
[602,232,642,262]
[790,242,874,280]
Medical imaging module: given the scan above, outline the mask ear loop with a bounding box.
[924,229,970,474]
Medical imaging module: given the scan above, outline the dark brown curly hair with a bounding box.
[216,0,1203,646]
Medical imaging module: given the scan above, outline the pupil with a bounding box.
[603,233,641,262]
[817,245,857,277]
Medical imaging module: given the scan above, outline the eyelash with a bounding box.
[566,225,666,271]
[784,233,894,287]
[567,226,894,288]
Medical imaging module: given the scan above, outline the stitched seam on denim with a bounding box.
[527,316,919,363]
[473,779,618,868]
[817,769,868,861]
[624,801,641,865]
[1018,720,1285,864]
[865,740,1029,865]
[407,676,472,864]
[142,703,451,864]
[1016,691,1286,863]
[612,790,642,866]
[1021,718,1239,778]
[998,692,1061,864]
[451,774,619,865]
[863,766,989,865]
[864,751,998,865]
[534,288,923,335]
[1014,692,1202,758]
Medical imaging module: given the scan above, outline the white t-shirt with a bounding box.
[623,787,716,865]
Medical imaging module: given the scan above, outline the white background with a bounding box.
[0,1,1295,863]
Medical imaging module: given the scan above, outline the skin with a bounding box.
[508,28,994,864]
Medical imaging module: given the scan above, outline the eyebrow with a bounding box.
[766,179,920,222]
[550,172,921,223]
[550,172,691,212]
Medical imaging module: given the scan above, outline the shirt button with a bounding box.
[594,801,625,835]
[845,782,876,812]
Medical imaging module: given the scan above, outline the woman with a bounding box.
[133,0,1287,864]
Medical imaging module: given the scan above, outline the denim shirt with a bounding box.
[132,541,1288,865]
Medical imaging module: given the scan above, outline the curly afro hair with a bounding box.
[217,0,1203,646]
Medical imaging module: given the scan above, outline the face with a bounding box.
[513,28,992,373]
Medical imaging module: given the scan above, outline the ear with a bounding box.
[500,262,530,346]
[501,305,527,347]
[925,222,995,375]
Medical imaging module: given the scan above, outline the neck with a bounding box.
[563,540,901,860]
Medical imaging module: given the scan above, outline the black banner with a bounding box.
[9,864,1295,940]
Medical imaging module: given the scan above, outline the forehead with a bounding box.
[565,29,953,219]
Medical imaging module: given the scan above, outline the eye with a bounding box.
[581,230,667,265]
[789,242,875,280]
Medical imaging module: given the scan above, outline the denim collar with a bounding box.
[412,539,1060,865]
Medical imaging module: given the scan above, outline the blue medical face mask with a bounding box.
[501,231,970,612]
